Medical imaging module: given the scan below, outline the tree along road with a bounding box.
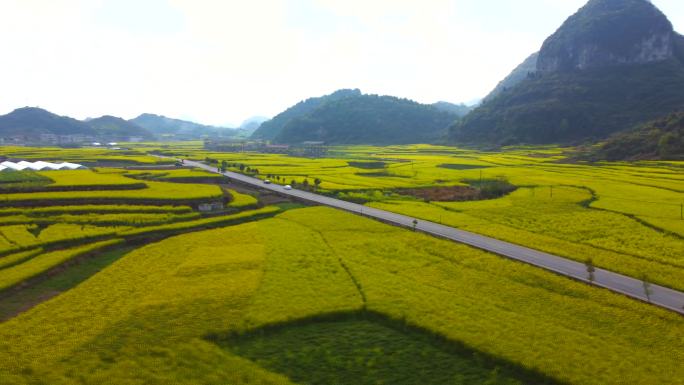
[185,159,684,315]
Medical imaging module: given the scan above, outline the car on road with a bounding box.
[283,185,292,190]
[264,179,271,184]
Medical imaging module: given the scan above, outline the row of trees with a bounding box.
[288,178,322,191]
[209,158,324,191]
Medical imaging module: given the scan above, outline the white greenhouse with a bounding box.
[0,161,87,171]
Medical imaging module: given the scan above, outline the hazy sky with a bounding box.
[1,0,683,126]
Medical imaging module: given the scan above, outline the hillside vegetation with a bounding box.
[452,59,684,144]
[591,111,684,160]
[275,94,458,145]
[251,89,362,141]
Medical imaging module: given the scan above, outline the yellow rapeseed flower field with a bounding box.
[151,144,683,288]
[0,207,681,385]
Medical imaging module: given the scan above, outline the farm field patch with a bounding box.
[220,312,549,385]
[0,179,224,205]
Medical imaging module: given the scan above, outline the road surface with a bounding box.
[183,158,684,315]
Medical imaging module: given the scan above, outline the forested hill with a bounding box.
[274,95,459,145]
[251,89,362,140]
[451,0,684,146]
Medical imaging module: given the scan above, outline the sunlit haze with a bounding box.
[1,0,683,126]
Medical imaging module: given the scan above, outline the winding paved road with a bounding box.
[184,159,684,315]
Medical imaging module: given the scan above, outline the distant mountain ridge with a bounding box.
[239,116,269,134]
[87,116,153,140]
[0,108,244,142]
[0,107,94,137]
[431,102,473,117]
[452,0,684,147]
[130,113,240,138]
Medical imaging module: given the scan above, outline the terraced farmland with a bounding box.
[0,159,276,304]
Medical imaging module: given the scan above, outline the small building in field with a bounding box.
[198,202,224,212]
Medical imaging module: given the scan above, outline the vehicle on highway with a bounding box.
[264,179,271,184]
[283,185,292,190]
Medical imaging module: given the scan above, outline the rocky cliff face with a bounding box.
[451,0,684,146]
[537,0,675,72]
